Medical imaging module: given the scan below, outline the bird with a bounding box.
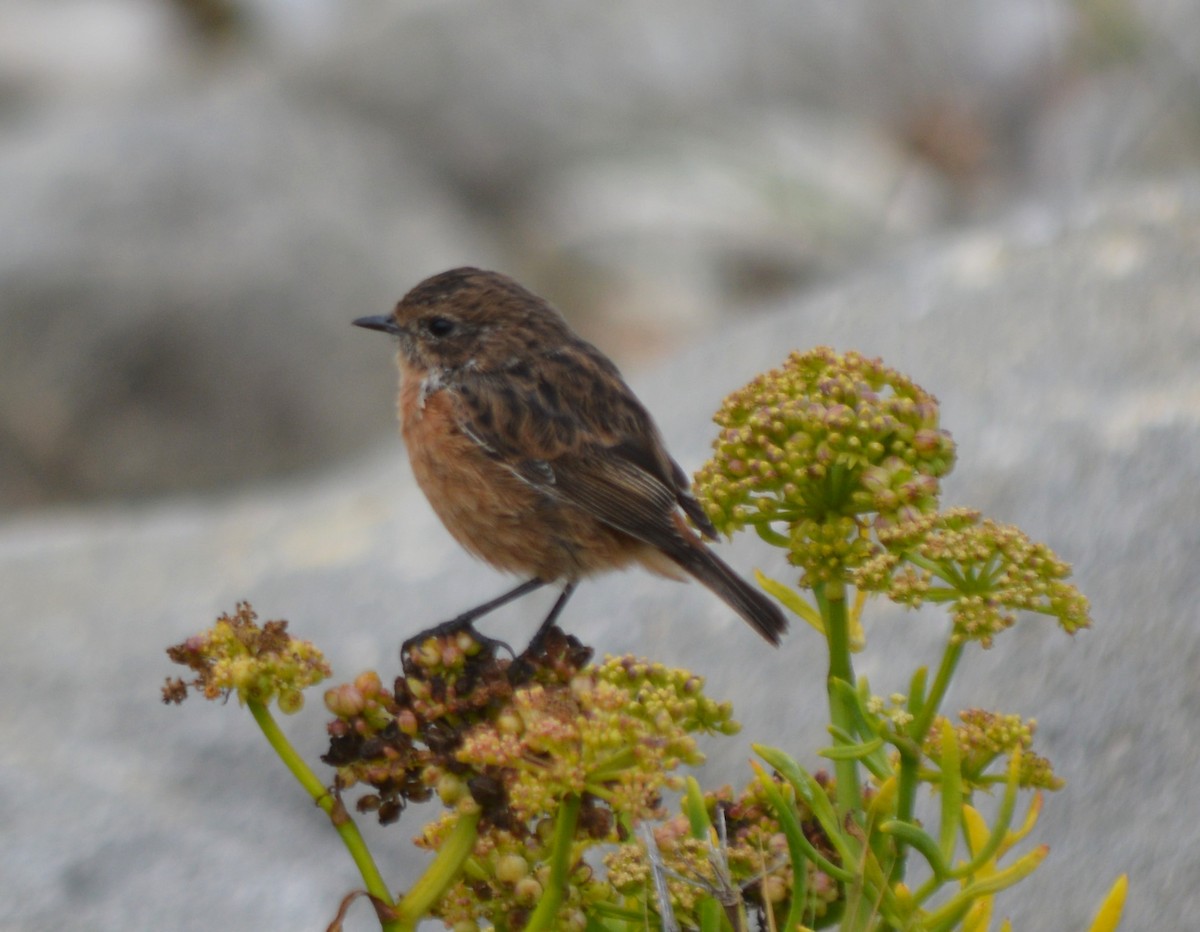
[353,267,786,646]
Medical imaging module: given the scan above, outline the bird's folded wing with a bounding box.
[544,452,685,551]
[448,362,707,548]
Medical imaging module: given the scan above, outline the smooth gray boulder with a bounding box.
[0,76,493,510]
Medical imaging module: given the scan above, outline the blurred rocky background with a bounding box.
[3,2,1200,930]
[3,0,1199,509]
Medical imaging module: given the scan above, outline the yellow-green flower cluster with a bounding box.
[605,778,841,928]
[854,508,1092,646]
[594,656,740,736]
[866,692,916,730]
[322,669,435,824]
[416,807,613,931]
[605,818,716,920]
[455,656,738,826]
[322,626,741,928]
[695,347,955,584]
[322,626,521,825]
[365,631,737,930]
[163,602,330,713]
[925,709,1063,791]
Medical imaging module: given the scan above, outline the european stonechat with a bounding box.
[354,267,786,645]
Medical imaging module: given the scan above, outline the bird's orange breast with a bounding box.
[397,371,678,583]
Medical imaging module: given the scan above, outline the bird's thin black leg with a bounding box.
[527,581,577,648]
[449,578,547,627]
[402,578,545,658]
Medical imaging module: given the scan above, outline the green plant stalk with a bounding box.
[937,720,964,863]
[752,767,854,882]
[524,793,582,932]
[891,640,965,889]
[587,747,639,783]
[889,751,920,888]
[909,755,1025,910]
[698,898,724,932]
[891,665,929,877]
[749,762,811,930]
[924,845,1049,932]
[247,699,401,930]
[814,580,863,817]
[822,731,886,762]
[879,821,950,878]
[825,681,900,886]
[589,900,652,924]
[946,748,1022,882]
[753,747,858,883]
[392,807,482,930]
[684,775,712,837]
[910,640,965,743]
[753,749,907,926]
[680,777,728,932]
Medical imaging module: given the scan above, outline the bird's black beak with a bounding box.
[353,315,401,335]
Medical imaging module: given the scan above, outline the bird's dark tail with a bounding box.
[671,544,788,645]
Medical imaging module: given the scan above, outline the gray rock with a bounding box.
[2,179,1198,929]
[296,0,1066,327]
[0,0,186,107]
[1030,67,1200,208]
[312,0,1068,193]
[0,76,495,511]
[13,0,1200,518]
[512,111,949,351]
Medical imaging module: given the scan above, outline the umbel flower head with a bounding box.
[854,508,1091,646]
[323,625,738,930]
[452,654,736,824]
[924,709,1063,792]
[162,602,330,713]
[324,626,736,828]
[321,624,534,825]
[696,347,956,585]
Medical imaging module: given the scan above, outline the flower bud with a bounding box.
[495,853,530,884]
[762,873,788,903]
[277,689,304,715]
[437,773,467,806]
[355,670,382,696]
[324,683,365,717]
[513,876,543,905]
[418,640,442,668]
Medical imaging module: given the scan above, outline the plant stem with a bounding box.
[912,640,964,743]
[889,751,920,888]
[815,580,862,818]
[890,640,965,894]
[392,807,483,930]
[247,700,401,929]
[524,793,582,932]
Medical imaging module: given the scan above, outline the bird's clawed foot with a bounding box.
[508,623,593,684]
[399,578,548,672]
[400,579,582,680]
[400,616,515,676]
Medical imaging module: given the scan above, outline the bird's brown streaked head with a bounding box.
[353,267,574,373]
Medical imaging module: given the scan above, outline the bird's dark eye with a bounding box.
[425,316,456,338]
